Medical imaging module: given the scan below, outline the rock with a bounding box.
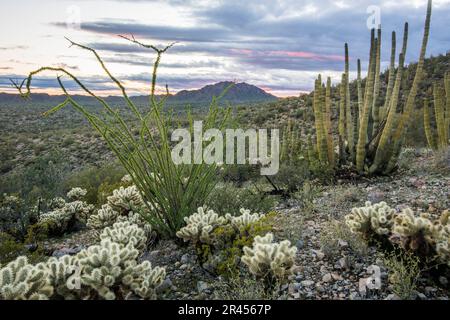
[296,239,304,249]
[180,253,192,264]
[338,240,348,247]
[368,191,385,204]
[156,278,172,294]
[312,249,325,260]
[439,276,448,286]
[197,281,209,293]
[180,264,189,270]
[322,273,332,283]
[385,293,401,300]
[301,280,315,287]
[424,286,437,295]
[52,245,84,258]
[338,257,349,270]
[331,273,343,281]
[417,292,427,300]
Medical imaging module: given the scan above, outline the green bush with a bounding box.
[205,183,276,216]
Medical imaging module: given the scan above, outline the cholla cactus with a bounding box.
[65,200,95,224]
[75,240,165,300]
[226,208,265,230]
[39,209,73,231]
[345,201,395,237]
[117,211,152,236]
[100,221,147,252]
[0,256,53,300]
[393,208,435,253]
[121,174,132,184]
[67,188,88,201]
[241,233,297,284]
[176,207,227,244]
[87,204,120,230]
[39,255,81,299]
[433,210,450,266]
[47,197,66,210]
[107,186,144,214]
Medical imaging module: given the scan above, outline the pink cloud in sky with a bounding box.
[229,48,344,62]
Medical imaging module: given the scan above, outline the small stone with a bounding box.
[385,294,401,300]
[338,240,348,247]
[301,280,315,287]
[312,249,325,260]
[322,273,332,283]
[156,278,172,294]
[439,276,448,286]
[296,239,304,249]
[180,253,191,264]
[417,293,427,300]
[197,281,209,293]
[331,273,343,281]
[338,257,349,270]
[180,264,189,270]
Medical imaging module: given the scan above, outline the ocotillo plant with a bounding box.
[423,73,450,150]
[13,37,230,238]
[309,0,432,175]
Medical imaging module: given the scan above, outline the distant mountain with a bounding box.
[0,81,277,107]
[171,81,277,104]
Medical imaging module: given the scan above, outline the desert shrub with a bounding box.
[0,194,38,241]
[64,162,126,206]
[319,219,368,258]
[212,272,285,300]
[205,183,276,216]
[383,250,421,300]
[220,164,260,185]
[293,181,323,216]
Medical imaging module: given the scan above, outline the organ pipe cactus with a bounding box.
[310,0,432,175]
[423,77,449,151]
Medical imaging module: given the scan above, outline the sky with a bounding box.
[0,0,449,97]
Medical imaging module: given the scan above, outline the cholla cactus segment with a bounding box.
[100,221,147,252]
[176,207,227,244]
[87,204,120,230]
[393,208,434,239]
[65,201,95,224]
[76,240,165,300]
[226,208,265,229]
[67,188,88,201]
[0,256,53,300]
[117,212,152,236]
[241,233,297,281]
[345,201,395,236]
[121,174,132,184]
[107,186,144,214]
[39,208,73,231]
[47,197,66,210]
[39,255,80,299]
[125,260,166,299]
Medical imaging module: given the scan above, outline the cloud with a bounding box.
[0,45,28,50]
